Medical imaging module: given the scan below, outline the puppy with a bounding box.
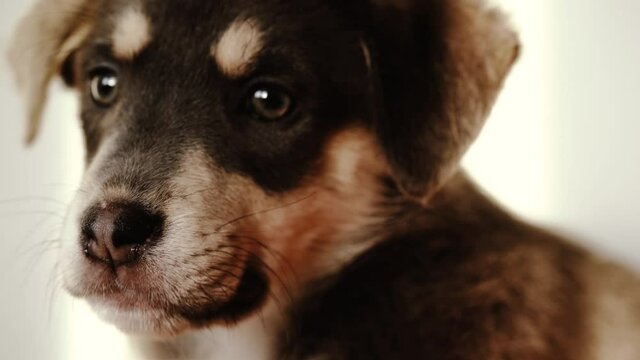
[9,0,640,359]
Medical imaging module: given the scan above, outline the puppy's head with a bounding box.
[9,0,518,336]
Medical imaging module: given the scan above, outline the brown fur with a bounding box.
[284,174,595,359]
[8,0,640,358]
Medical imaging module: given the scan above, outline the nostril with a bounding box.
[112,205,164,248]
[81,202,164,268]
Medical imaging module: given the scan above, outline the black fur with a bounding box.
[71,0,372,192]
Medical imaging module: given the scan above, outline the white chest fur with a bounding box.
[131,303,283,360]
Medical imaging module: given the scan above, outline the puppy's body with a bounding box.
[285,174,640,360]
[8,0,640,359]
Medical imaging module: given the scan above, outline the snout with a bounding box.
[59,147,274,335]
[81,202,164,268]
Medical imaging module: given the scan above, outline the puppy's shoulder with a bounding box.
[285,173,640,359]
[430,172,640,359]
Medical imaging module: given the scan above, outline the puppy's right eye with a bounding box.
[246,84,296,122]
[90,69,119,106]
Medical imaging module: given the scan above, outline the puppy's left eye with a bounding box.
[90,69,119,106]
[247,84,295,121]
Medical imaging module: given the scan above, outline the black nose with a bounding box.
[82,203,164,267]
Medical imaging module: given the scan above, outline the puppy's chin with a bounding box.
[88,299,191,338]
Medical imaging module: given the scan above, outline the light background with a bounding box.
[0,0,639,359]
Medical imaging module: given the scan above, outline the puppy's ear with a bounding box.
[362,0,519,204]
[8,0,94,144]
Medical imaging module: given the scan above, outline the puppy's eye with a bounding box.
[90,69,119,106]
[247,85,294,121]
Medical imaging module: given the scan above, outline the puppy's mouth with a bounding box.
[176,259,269,326]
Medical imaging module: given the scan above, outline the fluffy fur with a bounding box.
[8,0,640,359]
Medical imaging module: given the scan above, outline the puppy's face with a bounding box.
[10,0,519,337]
[59,0,385,335]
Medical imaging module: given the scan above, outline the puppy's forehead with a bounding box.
[104,0,267,69]
[79,0,374,193]
[98,0,337,65]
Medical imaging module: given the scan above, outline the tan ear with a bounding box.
[365,0,520,204]
[8,0,93,144]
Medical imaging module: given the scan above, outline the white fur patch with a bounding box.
[112,7,152,60]
[212,18,264,77]
[131,301,283,360]
[132,302,283,360]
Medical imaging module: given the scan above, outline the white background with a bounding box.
[1,0,639,358]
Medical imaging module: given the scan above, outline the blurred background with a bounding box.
[1,0,639,358]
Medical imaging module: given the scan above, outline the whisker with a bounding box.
[212,243,297,316]
[219,240,297,298]
[214,193,317,233]
[227,235,298,277]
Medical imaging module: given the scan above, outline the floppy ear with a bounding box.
[363,0,519,204]
[8,0,93,144]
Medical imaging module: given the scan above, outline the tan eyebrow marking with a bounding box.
[112,7,152,60]
[211,18,264,78]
